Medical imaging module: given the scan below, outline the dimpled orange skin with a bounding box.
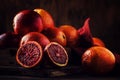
[34,8,55,30]
[59,25,78,47]
[13,10,43,36]
[81,46,115,74]
[92,37,105,47]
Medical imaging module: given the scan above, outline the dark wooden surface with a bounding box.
[0,48,120,79]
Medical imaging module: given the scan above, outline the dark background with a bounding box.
[0,0,120,53]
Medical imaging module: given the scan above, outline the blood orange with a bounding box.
[34,8,55,30]
[81,46,115,74]
[20,32,50,49]
[59,25,78,47]
[16,41,43,68]
[42,27,66,47]
[0,32,22,48]
[44,42,68,67]
[13,10,43,36]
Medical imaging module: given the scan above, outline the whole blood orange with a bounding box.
[13,10,43,36]
[16,41,43,68]
[0,32,22,48]
[20,32,50,49]
[42,27,66,47]
[59,25,78,47]
[34,8,55,30]
[81,46,115,75]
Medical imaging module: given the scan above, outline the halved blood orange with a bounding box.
[44,42,68,67]
[16,41,43,68]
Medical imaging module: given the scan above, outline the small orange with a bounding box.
[34,8,55,30]
[59,25,78,47]
[42,27,66,47]
[92,37,105,47]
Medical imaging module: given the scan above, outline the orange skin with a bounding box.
[92,37,105,47]
[59,25,78,47]
[82,46,115,75]
[13,10,43,36]
[20,32,50,49]
[34,8,55,30]
[42,27,66,47]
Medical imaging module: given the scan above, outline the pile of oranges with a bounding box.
[0,8,118,75]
